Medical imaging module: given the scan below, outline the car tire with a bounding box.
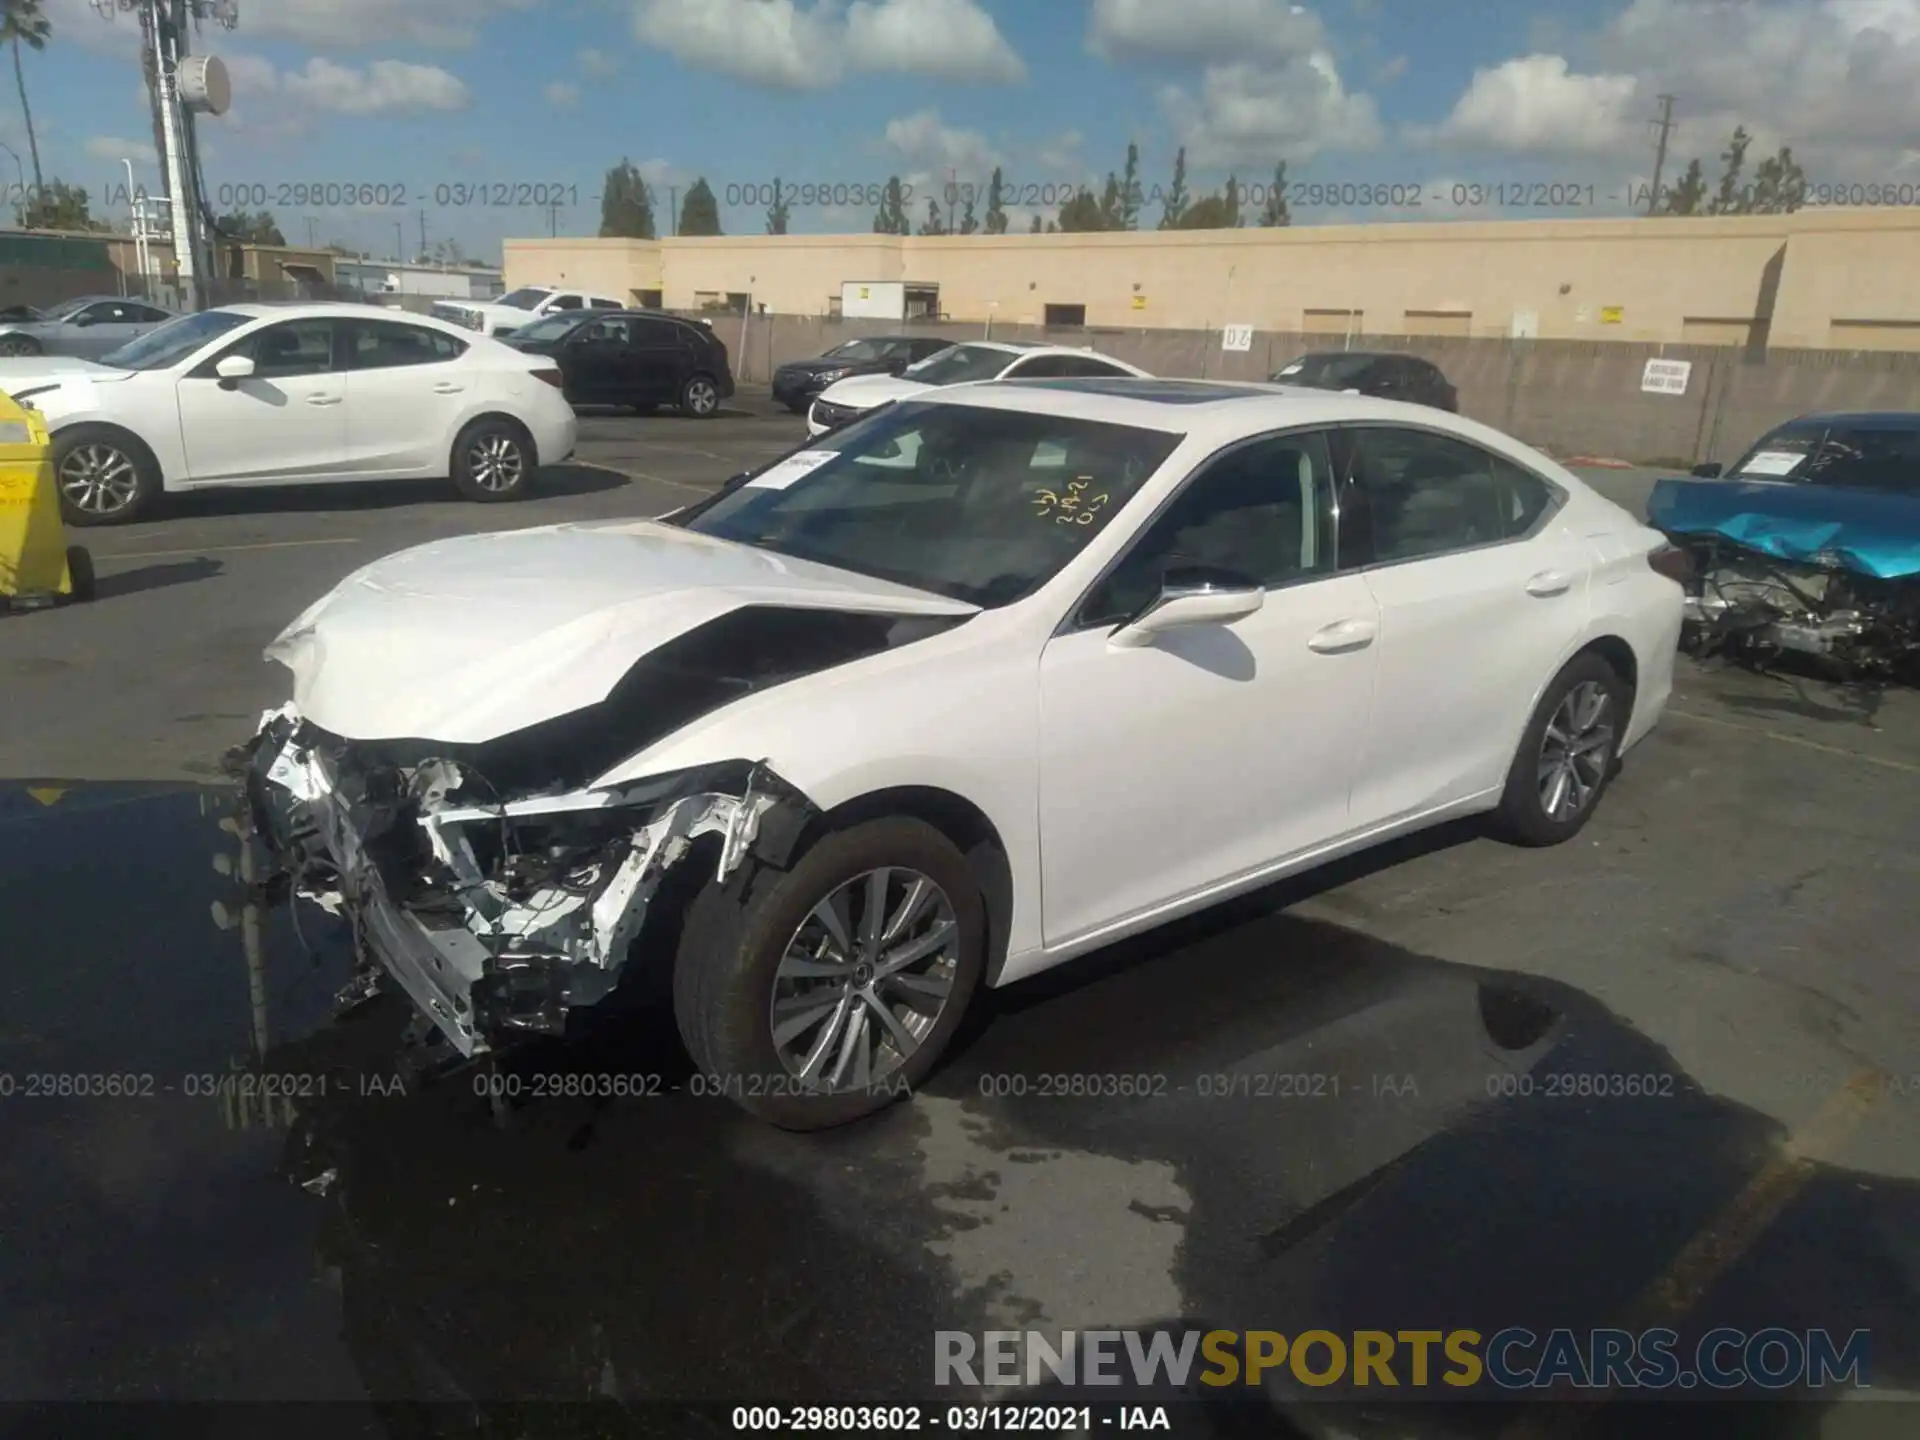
[1492,651,1628,847]
[673,816,986,1130]
[450,417,533,502]
[52,425,161,527]
[0,335,41,357]
[680,374,721,419]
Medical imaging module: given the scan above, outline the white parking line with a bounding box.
[90,537,365,563]
[1669,708,1920,776]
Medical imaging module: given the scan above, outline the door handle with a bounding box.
[1525,570,1573,597]
[432,382,465,394]
[305,394,342,406]
[1307,618,1377,654]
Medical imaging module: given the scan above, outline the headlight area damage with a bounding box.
[235,710,817,1058]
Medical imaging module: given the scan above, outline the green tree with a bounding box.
[1258,161,1291,226]
[1029,213,1043,233]
[1,0,49,198]
[216,209,286,244]
[1177,174,1242,228]
[1056,185,1106,231]
[1157,146,1190,228]
[984,167,1008,234]
[1659,158,1707,215]
[677,176,721,235]
[1117,141,1143,229]
[20,177,99,230]
[765,177,791,234]
[1097,170,1122,229]
[1709,125,1751,215]
[956,192,978,234]
[1747,145,1806,213]
[920,197,946,235]
[871,175,909,234]
[598,159,657,239]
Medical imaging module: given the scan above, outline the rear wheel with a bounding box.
[53,426,160,526]
[0,334,40,357]
[680,374,721,419]
[450,417,533,502]
[1492,652,1628,846]
[673,817,985,1129]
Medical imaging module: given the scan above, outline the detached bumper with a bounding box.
[240,706,799,1058]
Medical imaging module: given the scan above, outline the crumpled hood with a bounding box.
[816,372,932,409]
[266,519,977,743]
[1648,475,1920,580]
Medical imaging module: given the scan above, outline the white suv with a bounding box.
[434,286,624,339]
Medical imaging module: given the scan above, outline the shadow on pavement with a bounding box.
[90,556,225,599]
[159,464,630,519]
[0,783,1913,1439]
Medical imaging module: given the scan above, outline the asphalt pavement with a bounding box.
[2,393,1918,1434]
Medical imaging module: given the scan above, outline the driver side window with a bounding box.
[1078,430,1337,627]
[207,318,338,378]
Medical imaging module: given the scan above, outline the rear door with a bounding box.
[1341,425,1587,827]
[340,318,475,476]
[626,315,687,403]
[68,300,158,358]
[564,315,636,402]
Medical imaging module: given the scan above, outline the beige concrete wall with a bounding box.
[505,208,1920,350]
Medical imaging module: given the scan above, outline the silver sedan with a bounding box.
[0,295,178,359]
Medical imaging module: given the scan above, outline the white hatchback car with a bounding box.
[243,378,1684,1129]
[0,303,579,526]
[807,340,1150,436]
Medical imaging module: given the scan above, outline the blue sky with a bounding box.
[10,0,1920,262]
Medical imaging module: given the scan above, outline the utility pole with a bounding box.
[393,220,403,261]
[418,208,427,261]
[544,200,561,237]
[1647,93,1677,216]
[668,185,679,236]
[304,215,316,248]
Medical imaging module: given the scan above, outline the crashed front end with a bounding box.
[238,707,798,1057]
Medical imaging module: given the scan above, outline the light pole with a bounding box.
[0,142,24,221]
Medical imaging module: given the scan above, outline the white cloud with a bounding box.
[882,110,1001,174]
[636,157,693,191]
[237,0,535,49]
[1087,0,1326,63]
[279,59,471,116]
[545,80,582,109]
[578,47,621,78]
[631,0,1024,88]
[1414,55,1639,157]
[83,135,154,163]
[1375,54,1409,83]
[1034,130,1084,172]
[1160,53,1384,166]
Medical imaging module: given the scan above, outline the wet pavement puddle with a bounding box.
[1,783,1916,1438]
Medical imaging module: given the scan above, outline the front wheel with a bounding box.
[680,374,721,419]
[0,334,40,357]
[53,426,160,526]
[673,817,986,1130]
[450,418,533,502]
[1492,652,1628,846]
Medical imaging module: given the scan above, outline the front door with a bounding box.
[340,318,475,475]
[175,316,347,484]
[70,300,166,359]
[564,316,637,403]
[1036,429,1382,946]
[1342,424,1591,826]
[626,316,687,403]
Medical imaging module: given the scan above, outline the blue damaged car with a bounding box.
[1647,412,1920,681]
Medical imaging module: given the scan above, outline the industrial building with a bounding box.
[503,207,1920,354]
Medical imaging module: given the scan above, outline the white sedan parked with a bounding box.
[243,378,1684,1129]
[0,302,579,526]
[807,340,1150,435]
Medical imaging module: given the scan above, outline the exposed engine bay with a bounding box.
[236,603,966,1059]
[1671,535,1920,683]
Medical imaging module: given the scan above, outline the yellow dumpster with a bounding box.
[0,390,93,611]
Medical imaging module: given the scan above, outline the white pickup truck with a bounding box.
[432,285,625,339]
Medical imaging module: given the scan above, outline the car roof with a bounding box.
[909,376,1506,441]
[1780,411,1920,430]
[1289,350,1415,363]
[209,301,469,327]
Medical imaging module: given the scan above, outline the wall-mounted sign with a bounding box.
[1131,295,1147,310]
[858,286,870,299]
[1600,305,1624,324]
[1641,358,1692,396]
[1221,324,1254,352]
[1510,311,1538,339]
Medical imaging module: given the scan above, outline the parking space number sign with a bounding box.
[1221,324,1253,352]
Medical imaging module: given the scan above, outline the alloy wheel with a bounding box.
[0,337,36,356]
[685,378,718,415]
[1537,680,1614,822]
[465,432,525,492]
[57,443,141,517]
[768,866,960,1092]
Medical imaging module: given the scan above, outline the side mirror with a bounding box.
[886,358,909,375]
[1690,462,1723,478]
[1110,568,1264,649]
[214,353,256,386]
[69,313,95,328]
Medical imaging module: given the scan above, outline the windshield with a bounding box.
[498,287,553,310]
[1728,423,1920,493]
[1271,353,1376,387]
[902,344,1017,386]
[680,400,1184,607]
[98,309,250,371]
[509,314,584,344]
[825,339,887,362]
[42,296,94,322]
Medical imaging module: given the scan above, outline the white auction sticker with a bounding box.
[747,449,840,490]
[1737,450,1806,477]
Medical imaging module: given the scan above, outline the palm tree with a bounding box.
[0,0,50,198]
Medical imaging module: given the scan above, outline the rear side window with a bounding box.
[350,320,467,368]
[1350,428,1559,562]
[549,294,584,311]
[629,317,679,345]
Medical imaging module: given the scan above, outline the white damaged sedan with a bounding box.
[241,378,1686,1129]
